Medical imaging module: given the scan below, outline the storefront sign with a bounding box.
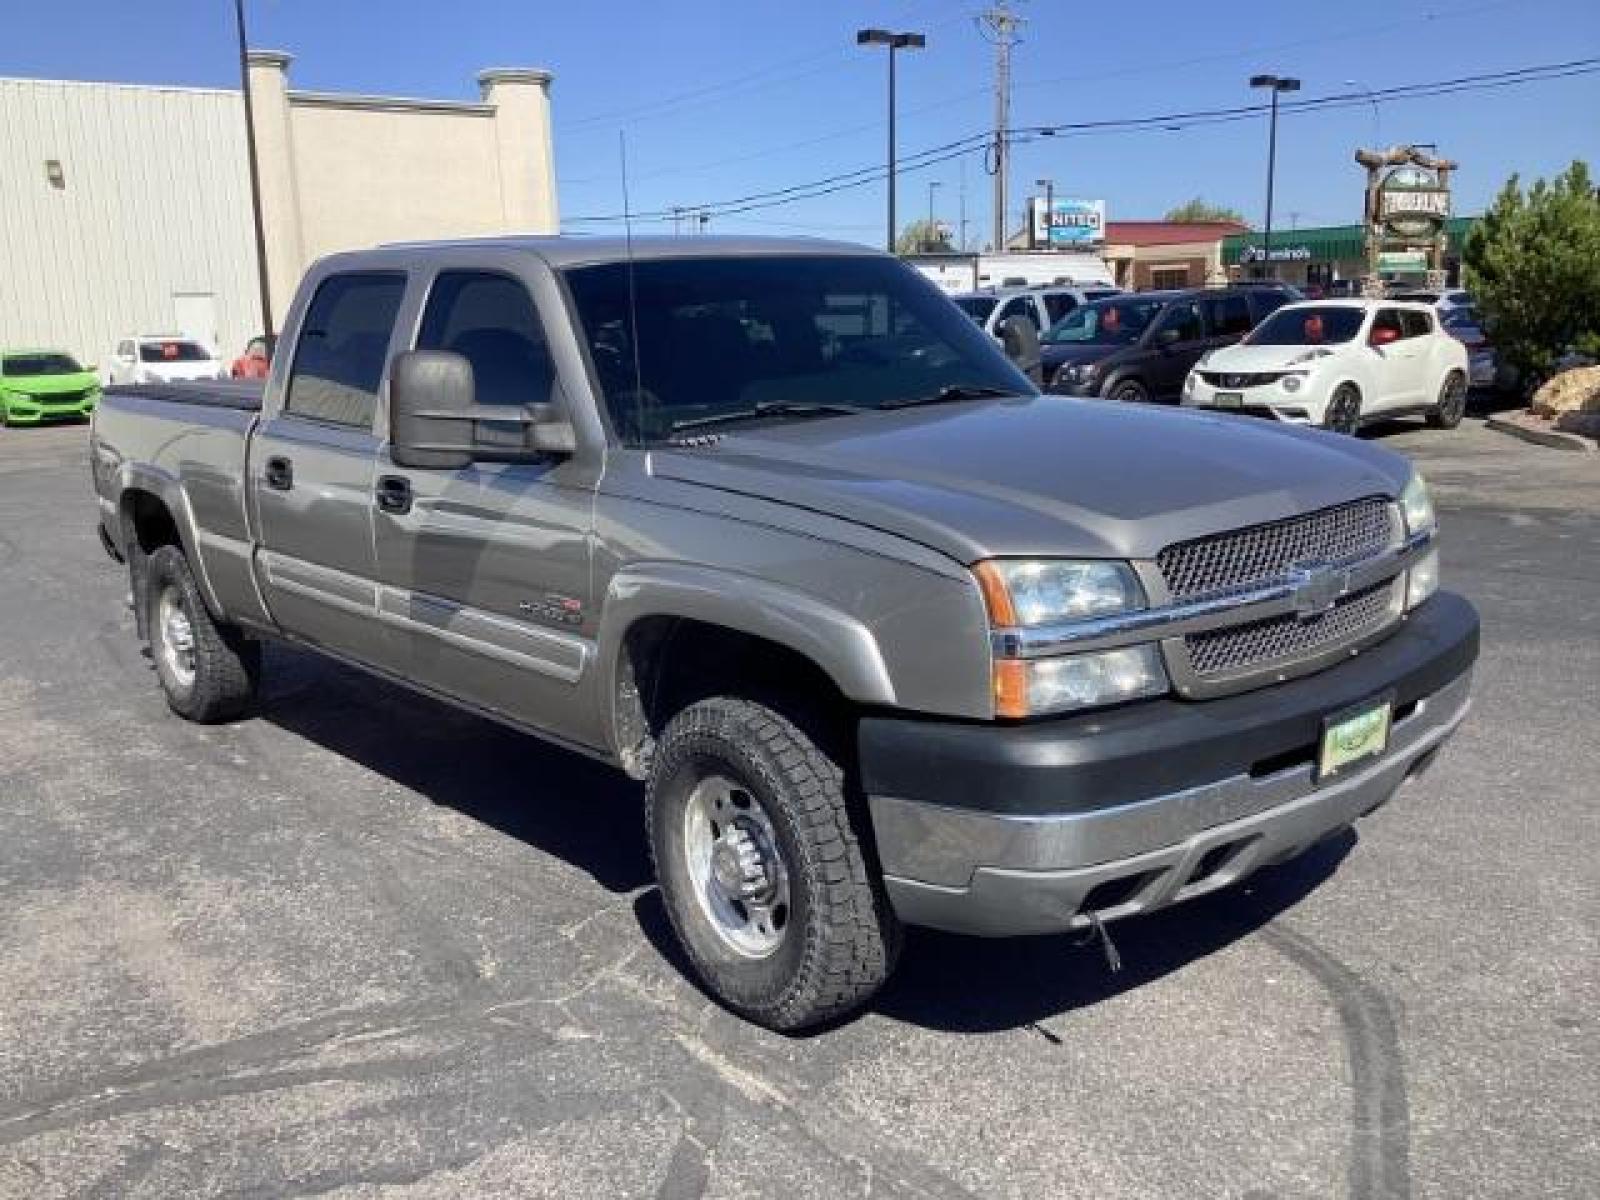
[1377,249,1428,272]
[1378,164,1451,241]
[1238,243,1312,264]
[1032,197,1105,246]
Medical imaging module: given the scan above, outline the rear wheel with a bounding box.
[646,696,900,1031]
[1428,370,1467,429]
[1324,383,1363,435]
[144,544,260,722]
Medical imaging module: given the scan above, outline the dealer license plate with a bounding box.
[1212,391,1243,408]
[1318,696,1393,779]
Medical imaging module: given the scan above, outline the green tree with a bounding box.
[1463,161,1600,385]
[895,218,953,254]
[1163,197,1246,224]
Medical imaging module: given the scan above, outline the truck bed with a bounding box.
[105,379,264,411]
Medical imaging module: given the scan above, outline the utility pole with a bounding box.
[233,0,274,336]
[980,2,1024,252]
[927,181,942,248]
[959,157,969,252]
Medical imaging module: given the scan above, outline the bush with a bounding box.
[1462,161,1600,389]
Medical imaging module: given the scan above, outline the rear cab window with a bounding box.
[284,272,406,427]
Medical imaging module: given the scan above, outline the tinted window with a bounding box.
[1042,293,1078,323]
[117,340,133,359]
[1207,293,1252,337]
[996,295,1037,329]
[3,352,83,376]
[1042,296,1166,345]
[952,295,998,323]
[1401,309,1434,338]
[1371,310,1405,342]
[1246,306,1366,345]
[417,272,555,408]
[285,273,405,427]
[1248,289,1293,323]
[1153,299,1204,342]
[563,255,1027,446]
[139,340,210,363]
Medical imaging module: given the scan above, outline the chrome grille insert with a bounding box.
[1183,579,1400,678]
[1157,496,1397,602]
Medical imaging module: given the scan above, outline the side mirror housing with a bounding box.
[389,350,578,469]
[390,351,477,470]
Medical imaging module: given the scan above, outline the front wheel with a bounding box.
[1324,383,1363,435]
[144,544,261,722]
[1428,370,1467,429]
[646,697,900,1031]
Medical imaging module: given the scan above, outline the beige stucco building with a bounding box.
[0,56,556,366]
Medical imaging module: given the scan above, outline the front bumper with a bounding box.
[1184,377,1317,423]
[1,394,97,424]
[861,590,1478,936]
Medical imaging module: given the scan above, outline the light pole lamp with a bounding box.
[1035,177,1054,249]
[1249,73,1300,277]
[857,28,926,254]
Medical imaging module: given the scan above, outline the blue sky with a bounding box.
[7,0,1598,247]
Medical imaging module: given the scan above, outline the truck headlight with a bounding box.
[1399,472,1436,536]
[1406,547,1439,610]
[974,559,1145,626]
[994,644,1167,717]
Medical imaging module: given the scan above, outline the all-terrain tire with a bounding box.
[144,544,261,723]
[646,696,901,1031]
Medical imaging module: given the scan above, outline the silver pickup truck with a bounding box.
[91,236,1478,1030]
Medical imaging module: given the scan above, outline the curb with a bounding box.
[1485,415,1597,455]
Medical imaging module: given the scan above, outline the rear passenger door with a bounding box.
[372,267,598,745]
[252,271,404,669]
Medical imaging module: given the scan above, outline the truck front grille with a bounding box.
[1184,578,1400,679]
[1156,496,1397,602]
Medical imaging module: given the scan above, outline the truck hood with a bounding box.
[647,396,1410,563]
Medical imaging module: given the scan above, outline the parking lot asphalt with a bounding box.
[1,416,1595,1199]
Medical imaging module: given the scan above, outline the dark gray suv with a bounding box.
[1043,284,1300,401]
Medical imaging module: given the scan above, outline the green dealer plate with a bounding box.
[1318,695,1393,780]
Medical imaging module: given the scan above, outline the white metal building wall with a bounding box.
[0,77,260,370]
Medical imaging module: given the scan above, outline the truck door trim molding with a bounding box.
[376,586,590,683]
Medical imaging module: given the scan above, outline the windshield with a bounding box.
[1042,296,1166,345]
[1245,306,1366,346]
[3,352,83,376]
[139,340,211,363]
[951,295,998,323]
[563,256,1031,445]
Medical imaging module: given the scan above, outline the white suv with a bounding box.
[951,285,1122,343]
[1182,300,1469,434]
[106,335,225,385]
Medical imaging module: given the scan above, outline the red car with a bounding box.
[229,335,274,380]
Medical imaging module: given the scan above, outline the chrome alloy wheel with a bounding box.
[156,584,197,690]
[682,774,791,959]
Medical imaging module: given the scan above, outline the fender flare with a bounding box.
[595,562,898,760]
[114,462,225,617]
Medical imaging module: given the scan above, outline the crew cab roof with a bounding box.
[368,233,881,270]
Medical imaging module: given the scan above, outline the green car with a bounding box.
[0,349,102,426]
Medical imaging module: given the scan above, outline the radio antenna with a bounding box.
[620,131,646,445]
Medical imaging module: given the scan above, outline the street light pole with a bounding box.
[927,180,942,248]
[233,0,274,336]
[1249,73,1301,278]
[857,28,926,254]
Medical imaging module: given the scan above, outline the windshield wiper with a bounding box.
[669,400,864,435]
[879,383,1017,410]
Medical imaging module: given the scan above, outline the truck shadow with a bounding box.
[257,643,652,896]
[258,641,1355,1035]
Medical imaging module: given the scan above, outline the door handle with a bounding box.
[264,455,294,490]
[375,474,413,515]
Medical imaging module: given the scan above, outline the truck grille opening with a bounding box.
[1157,496,1398,601]
[1184,579,1398,679]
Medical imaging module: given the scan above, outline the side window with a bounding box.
[117,339,133,359]
[416,272,555,408]
[285,273,405,427]
[997,296,1037,330]
[1042,293,1078,324]
[1401,309,1434,339]
[1248,290,1292,324]
[1372,309,1405,341]
[1207,293,1252,337]
[1156,299,1205,342]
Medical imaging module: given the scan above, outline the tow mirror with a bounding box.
[389,350,577,469]
[998,315,1042,386]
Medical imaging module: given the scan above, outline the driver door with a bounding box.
[1148,298,1208,398]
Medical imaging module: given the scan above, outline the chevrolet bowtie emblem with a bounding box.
[1287,561,1350,621]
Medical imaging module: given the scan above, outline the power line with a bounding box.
[562,56,1600,228]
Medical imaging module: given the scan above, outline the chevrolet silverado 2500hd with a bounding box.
[91,237,1478,1030]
